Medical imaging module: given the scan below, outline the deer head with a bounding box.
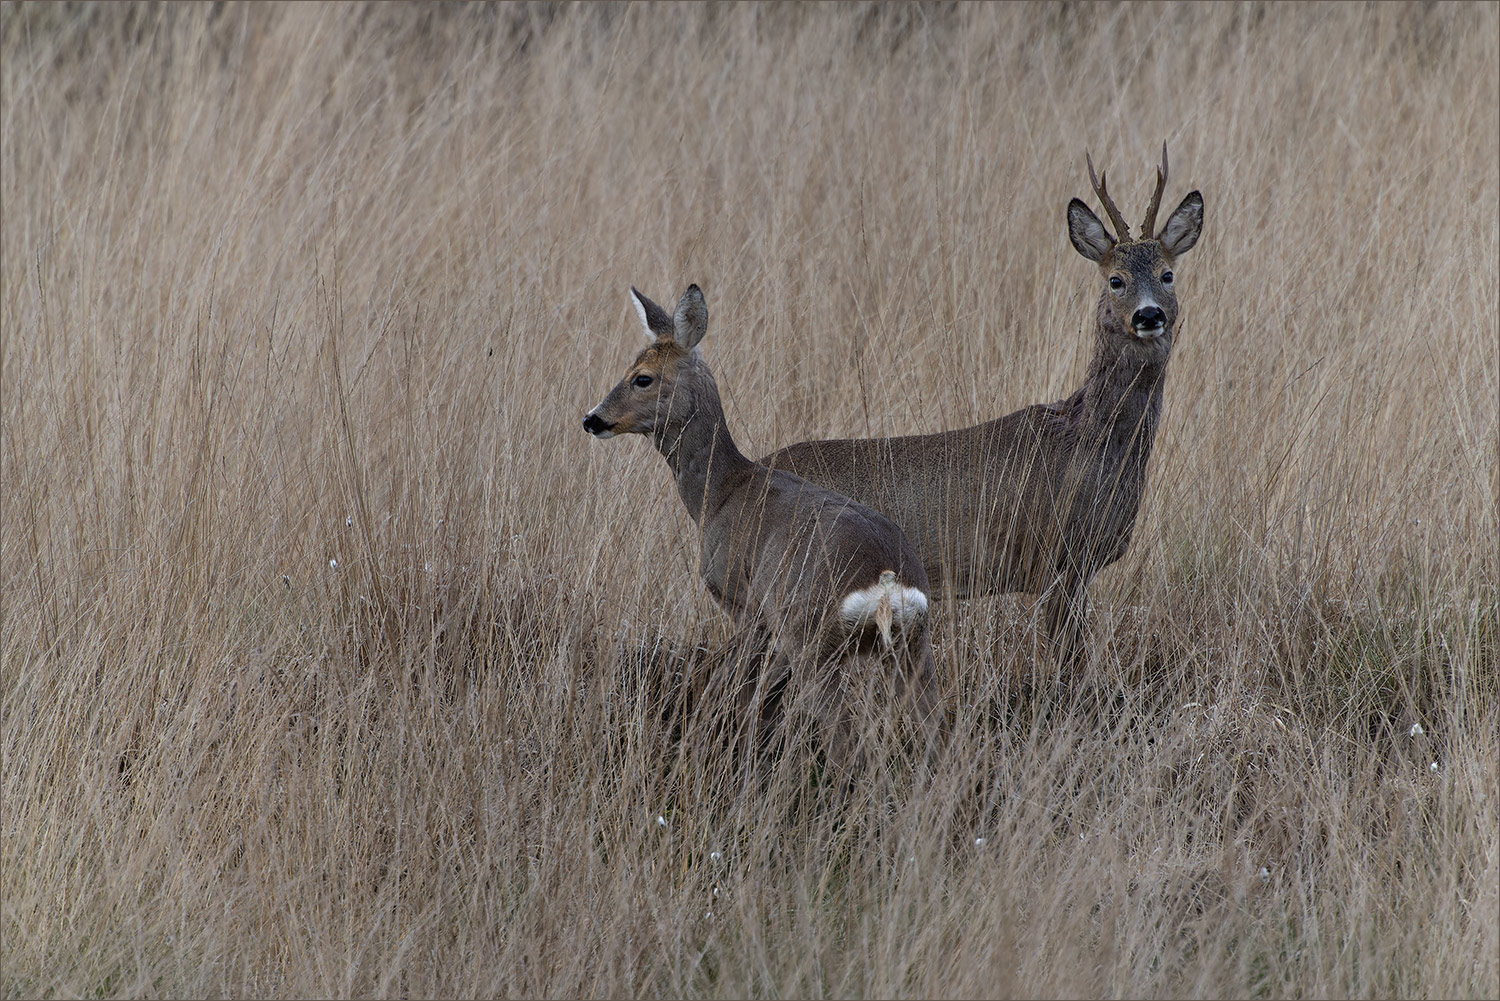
[1067,144,1204,360]
[583,284,716,441]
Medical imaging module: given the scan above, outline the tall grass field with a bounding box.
[2,3,1496,997]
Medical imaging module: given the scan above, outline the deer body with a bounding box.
[766,349,1164,600]
[584,285,940,770]
[666,412,927,665]
[764,147,1203,660]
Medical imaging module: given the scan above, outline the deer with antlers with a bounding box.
[584,284,943,775]
[763,146,1204,662]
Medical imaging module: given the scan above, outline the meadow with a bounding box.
[2,3,1496,997]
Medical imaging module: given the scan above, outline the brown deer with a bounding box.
[583,284,942,774]
[763,146,1204,662]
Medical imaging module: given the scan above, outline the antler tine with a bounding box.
[1086,151,1131,242]
[1140,142,1169,240]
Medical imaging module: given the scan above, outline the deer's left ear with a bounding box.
[1157,191,1203,257]
[672,284,708,350]
[631,287,676,340]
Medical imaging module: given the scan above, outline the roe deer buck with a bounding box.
[583,284,942,774]
[763,146,1204,662]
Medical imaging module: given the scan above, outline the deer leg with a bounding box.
[1043,571,1089,667]
[810,654,862,785]
[898,626,947,760]
[720,632,789,769]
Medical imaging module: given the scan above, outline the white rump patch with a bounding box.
[840,570,929,648]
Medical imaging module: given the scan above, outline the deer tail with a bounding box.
[839,570,929,649]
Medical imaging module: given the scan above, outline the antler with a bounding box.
[1086,151,1132,243]
[1140,142,1169,240]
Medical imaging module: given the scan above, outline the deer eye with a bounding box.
[1108,276,1125,291]
[1161,270,1174,285]
[632,374,654,389]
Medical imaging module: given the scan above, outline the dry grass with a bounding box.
[2,3,1497,998]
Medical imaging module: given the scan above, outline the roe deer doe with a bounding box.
[764,146,1204,662]
[583,284,943,775]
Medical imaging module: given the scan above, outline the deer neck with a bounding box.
[653,393,754,526]
[1079,324,1168,453]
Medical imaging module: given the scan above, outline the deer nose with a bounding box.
[582,412,608,435]
[1132,306,1166,332]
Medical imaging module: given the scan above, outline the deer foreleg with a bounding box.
[1043,572,1089,666]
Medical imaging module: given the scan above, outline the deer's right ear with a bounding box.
[630,287,676,340]
[1068,198,1114,262]
[1156,191,1204,258]
[672,284,708,351]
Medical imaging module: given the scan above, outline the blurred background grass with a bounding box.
[2,3,1496,997]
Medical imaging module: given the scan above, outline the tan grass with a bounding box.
[2,2,1497,997]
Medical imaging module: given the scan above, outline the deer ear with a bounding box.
[672,284,708,350]
[1157,190,1203,257]
[630,287,675,339]
[1067,198,1114,262]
